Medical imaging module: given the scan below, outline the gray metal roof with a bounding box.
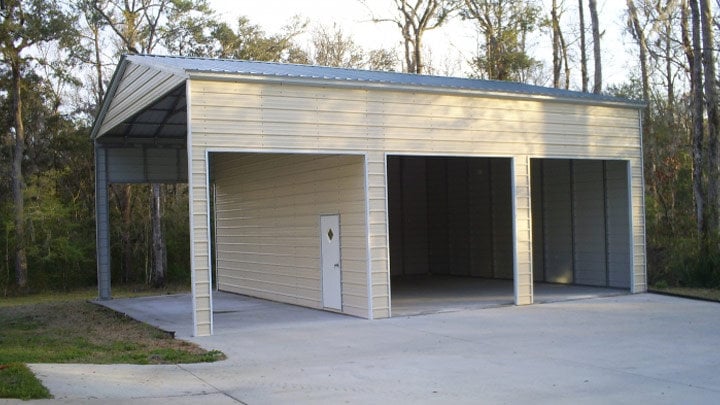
[126,54,643,107]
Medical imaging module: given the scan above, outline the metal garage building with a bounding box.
[92,54,646,336]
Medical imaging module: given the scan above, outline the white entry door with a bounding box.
[321,214,342,310]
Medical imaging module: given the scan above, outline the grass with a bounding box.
[0,286,224,400]
[649,286,720,301]
[0,363,51,400]
[0,282,190,307]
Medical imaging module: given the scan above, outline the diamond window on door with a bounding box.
[327,228,334,241]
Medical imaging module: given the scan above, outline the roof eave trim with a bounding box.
[90,55,130,140]
[186,71,645,109]
[126,54,190,79]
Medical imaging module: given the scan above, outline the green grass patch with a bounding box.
[650,286,720,302]
[0,289,224,399]
[0,363,51,400]
[0,300,224,364]
[0,282,190,308]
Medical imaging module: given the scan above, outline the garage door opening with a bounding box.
[388,156,632,316]
[209,152,369,319]
[530,159,632,296]
[387,156,515,315]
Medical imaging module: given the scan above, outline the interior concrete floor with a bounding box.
[390,275,627,316]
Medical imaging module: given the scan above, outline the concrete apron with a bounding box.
[24,293,720,404]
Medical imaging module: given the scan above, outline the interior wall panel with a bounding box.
[572,160,608,286]
[426,157,450,275]
[541,159,574,283]
[388,156,512,279]
[447,158,471,276]
[491,159,514,279]
[605,161,631,288]
[469,158,494,277]
[400,157,429,275]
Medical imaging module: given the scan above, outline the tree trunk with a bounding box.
[402,20,414,73]
[664,14,674,113]
[93,23,104,109]
[150,183,166,288]
[414,30,423,74]
[560,17,570,89]
[10,59,27,289]
[684,0,706,238]
[552,0,562,88]
[699,0,719,239]
[589,0,603,93]
[579,0,589,92]
[118,184,133,282]
[627,0,650,127]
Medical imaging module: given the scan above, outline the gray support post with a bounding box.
[95,142,112,300]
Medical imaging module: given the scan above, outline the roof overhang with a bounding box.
[91,55,188,145]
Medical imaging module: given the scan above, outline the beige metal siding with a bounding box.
[99,62,185,136]
[188,145,213,336]
[514,156,533,305]
[212,153,368,318]
[630,159,647,292]
[190,81,640,159]
[188,78,646,321]
[368,153,390,319]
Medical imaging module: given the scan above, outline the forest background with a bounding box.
[1,0,718,294]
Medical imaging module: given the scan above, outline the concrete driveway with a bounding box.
[20,293,720,404]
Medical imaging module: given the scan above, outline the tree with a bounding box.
[459,0,541,81]
[0,0,76,289]
[310,24,399,71]
[90,0,187,287]
[578,0,589,92]
[699,0,719,241]
[588,0,602,93]
[161,0,216,57]
[550,0,570,88]
[683,0,706,238]
[367,48,400,71]
[210,16,308,62]
[626,0,650,122]
[312,24,365,68]
[367,0,452,74]
[150,183,166,287]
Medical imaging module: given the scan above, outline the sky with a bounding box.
[207,0,634,88]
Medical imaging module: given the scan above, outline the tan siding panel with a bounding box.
[190,80,640,160]
[187,78,644,320]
